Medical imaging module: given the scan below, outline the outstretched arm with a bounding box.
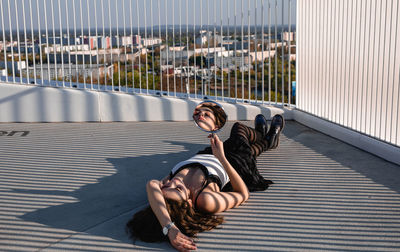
[197,134,249,213]
[146,180,197,251]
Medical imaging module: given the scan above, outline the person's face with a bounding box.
[161,177,192,206]
[193,107,217,132]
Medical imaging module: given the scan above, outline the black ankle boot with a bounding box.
[265,114,285,149]
[254,114,268,137]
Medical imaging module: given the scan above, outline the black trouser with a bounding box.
[197,122,273,192]
[227,122,269,158]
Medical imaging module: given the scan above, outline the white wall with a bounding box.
[0,82,289,123]
[2,82,399,165]
[297,0,400,147]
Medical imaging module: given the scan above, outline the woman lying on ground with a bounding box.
[126,113,284,251]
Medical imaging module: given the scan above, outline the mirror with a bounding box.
[193,101,227,133]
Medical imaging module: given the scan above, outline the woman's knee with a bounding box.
[230,122,242,137]
[230,122,250,141]
[231,122,245,132]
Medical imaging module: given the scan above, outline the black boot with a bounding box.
[254,114,268,137]
[265,114,285,149]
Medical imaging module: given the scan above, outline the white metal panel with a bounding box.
[331,0,339,123]
[356,0,367,133]
[365,0,376,136]
[297,0,400,147]
[375,0,386,140]
[383,0,398,143]
[310,0,316,114]
[337,0,345,124]
[316,0,323,118]
[394,0,400,146]
[348,0,358,130]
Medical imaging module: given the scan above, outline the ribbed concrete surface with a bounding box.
[0,121,399,251]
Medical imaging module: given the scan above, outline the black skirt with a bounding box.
[196,133,273,192]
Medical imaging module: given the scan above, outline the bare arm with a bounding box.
[146,180,197,251]
[197,134,249,213]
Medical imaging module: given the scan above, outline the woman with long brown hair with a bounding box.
[126,113,284,251]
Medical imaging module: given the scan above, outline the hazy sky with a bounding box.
[1,0,296,31]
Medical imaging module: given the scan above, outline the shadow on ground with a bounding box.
[1,121,399,251]
[16,140,206,249]
[285,122,400,194]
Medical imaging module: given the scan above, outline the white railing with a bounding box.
[0,0,296,106]
[1,0,399,152]
[297,0,400,148]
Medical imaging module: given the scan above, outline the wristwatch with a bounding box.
[162,222,175,236]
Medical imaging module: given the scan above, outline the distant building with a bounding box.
[195,35,208,45]
[38,35,145,50]
[21,64,107,80]
[285,54,296,61]
[0,61,26,75]
[132,35,141,45]
[168,45,186,51]
[41,36,75,46]
[262,33,282,41]
[120,35,142,46]
[99,36,119,49]
[195,30,212,45]
[222,39,238,44]
[160,46,228,65]
[0,69,7,76]
[44,48,135,65]
[249,50,277,62]
[222,42,250,51]
[268,42,284,49]
[141,38,162,47]
[160,48,195,65]
[44,44,89,54]
[87,37,104,49]
[282,32,296,42]
[195,32,223,46]
[242,35,256,41]
[6,43,40,54]
[212,54,252,71]
[121,36,132,46]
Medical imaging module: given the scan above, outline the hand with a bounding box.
[209,134,225,161]
[168,226,197,251]
[160,179,169,188]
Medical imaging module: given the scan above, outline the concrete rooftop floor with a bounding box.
[0,120,400,251]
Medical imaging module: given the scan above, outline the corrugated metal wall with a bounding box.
[297,0,400,147]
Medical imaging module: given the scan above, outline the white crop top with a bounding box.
[171,154,230,188]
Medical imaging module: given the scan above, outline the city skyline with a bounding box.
[2,25,296,35]
[0,0,297,31]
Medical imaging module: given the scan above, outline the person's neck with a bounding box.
[182,168,206,201]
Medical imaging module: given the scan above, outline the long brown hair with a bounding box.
[201,103,227,130]
[126,198,224,243]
